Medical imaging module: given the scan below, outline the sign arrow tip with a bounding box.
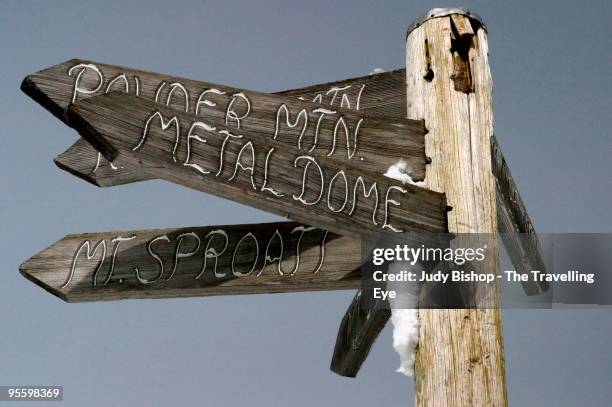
[19,258,70,303]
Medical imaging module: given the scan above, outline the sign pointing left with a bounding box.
[20,221,361,303]
[22,59,427,182]
[65,93,448,239]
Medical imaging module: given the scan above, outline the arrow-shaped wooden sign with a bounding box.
[22,60,547,378]
[21,61,444,378]
[22,60,419,186]
[22,61,545,280]
[52,67,405,187]
[22,61,545,291]
[20,221,363,303]
[65,92,447,240]
[330,291,390,377]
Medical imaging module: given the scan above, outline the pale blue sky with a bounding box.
[1,1,611,406]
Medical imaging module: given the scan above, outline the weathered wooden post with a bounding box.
[406,8,507,407]
[21,8,553,404]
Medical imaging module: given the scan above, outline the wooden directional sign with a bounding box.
[65,92,447,240]
[51,66,406,187]
[491,135,547,295]
[22,63,545,273]
[22,58,545,379]
[330,292,390,377]
[53,70,405,187]
[22,62,546,290]
[20,222,363,303]
[328,136,549,378]
[22,60,418,186]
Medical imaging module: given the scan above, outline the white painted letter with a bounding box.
[274,104,308,149]
[96,236,136,286]
[68,63,104,103]
[329,116,362,159]
[228,141,257,190]
[293,155,324,206]
[184,121,216,175]
[327,170,348,213]
[225,92,251,129]
[258,229,285,276]
[350,176,379,225]
[196,230,229,279]
[260,147,284,197]
[63,239,107,288]
[104,73,129,94]
[132,112,180,162]
[166,232,201,281]
[195,88,226,115]
[165,82,190,113]
[135,235,171,284]
[382,186,407,232]
[232,232,259,277]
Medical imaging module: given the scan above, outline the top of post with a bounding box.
[407,7,486,37]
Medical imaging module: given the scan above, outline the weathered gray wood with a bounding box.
[29,62,544,279]
[53,68,406,187]
[66,92,447,240]
[55,137,155,187]
[326,135,548,381]
[20,221,363,303]
[33,63,544,378]
[330,292,390,377]
[54,69,406,187]
[288,73,406,376]
[43,66,545,289]
[407,14,507,406]
[492,135,548,295]
[313,73,409,378]
[23,59,544,380]
[277,69,406,118]
[23,59,425,185]
[54,114,546,301]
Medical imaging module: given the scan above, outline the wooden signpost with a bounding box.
[23,60,423,185]
[23,60,546,291]
[23,60,545,288]
[48,67,407,187]
[20,222,362,302]
[19,7,548,407]
[64,92,447,239]
[406,10,504,406]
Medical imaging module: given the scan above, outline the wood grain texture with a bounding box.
[492,135,548,295]
[329,15,540,380]
[284,72,408,377]
[22,60,424,185]
[20,221,362,303]
[29,62,543,283]
[407,14,508,407]
[39,63,545,379]
[277,69,406,118]
[330,292,390,377]
[43,66,545,292]
[450,14,475,38]
[54,137,154,186]
[22,58,543,383]
[54,68,406,187]
[66,93,447,240]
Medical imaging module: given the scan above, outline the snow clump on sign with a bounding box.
[384,159,426,376]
